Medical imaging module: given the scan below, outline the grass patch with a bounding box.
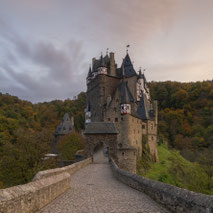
[139,144,213,195]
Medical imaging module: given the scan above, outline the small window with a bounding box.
[121,117,123,121]
[63,127,66,130]
[122,152,125,156]
[108,118,110,121]
[152,136,154,140]
[116,99,119,102]
[115,118,118,122]
[142,125,145,129]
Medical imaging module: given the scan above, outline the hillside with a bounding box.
[142,144,213,195]
[0,92,86,188]
[0,80,212,190]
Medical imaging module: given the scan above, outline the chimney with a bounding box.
[109,52,116,76]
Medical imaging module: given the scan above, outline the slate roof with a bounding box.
[84,122,118,134]
[87,66,92,78]
[104,54,110,64]
[119,80,134,104]
[92,54,109,71]
[121,53,137,78]
[54,113,74,136]
[100,55,106,67]
[137,93,150,120]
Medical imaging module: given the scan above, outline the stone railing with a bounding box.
[110,158,213,213]
[0,158,92,213]
[33,158,92,180]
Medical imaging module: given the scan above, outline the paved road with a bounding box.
[39,150,169,213]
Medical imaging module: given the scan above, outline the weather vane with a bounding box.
[106,48,109,55]
[126,44,130,53]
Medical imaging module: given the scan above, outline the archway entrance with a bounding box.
[93,141,109,164]
[84,122,118,163]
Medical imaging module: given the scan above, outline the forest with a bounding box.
[139,80,213,195]
[0,81,212,193]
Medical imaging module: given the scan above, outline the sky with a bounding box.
[0,0,212,102]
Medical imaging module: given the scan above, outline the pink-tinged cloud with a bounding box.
[0,0,212,102]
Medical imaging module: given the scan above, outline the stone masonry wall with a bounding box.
[87,74,120,122]
[110,158,213,213]
[0,158,92,213]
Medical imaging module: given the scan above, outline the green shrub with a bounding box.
[58,132,85,161]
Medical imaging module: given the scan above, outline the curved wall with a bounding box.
[0,158,92,213]
[110,158,213,213]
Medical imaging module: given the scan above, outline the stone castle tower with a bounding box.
[84,51,158,173]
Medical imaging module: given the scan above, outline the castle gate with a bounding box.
[84,122,118,161]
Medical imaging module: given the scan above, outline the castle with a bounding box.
[84,51,158,173]
[52,113,74,154]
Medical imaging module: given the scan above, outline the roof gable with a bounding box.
[119,81,134,104]
[121,53,137,78]
[137,93,150,120]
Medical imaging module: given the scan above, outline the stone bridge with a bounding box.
[0,149,213,213]
[39,149,167,213]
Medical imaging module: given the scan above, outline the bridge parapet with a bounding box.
[110,158,213,213]
[0,158,92,213]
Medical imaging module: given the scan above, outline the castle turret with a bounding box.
[120,80,134,115]
[86,66,92,84]
[136,69,150,101]
[137,93,150,120]
[97,54,107,75]
[121,53,137,78]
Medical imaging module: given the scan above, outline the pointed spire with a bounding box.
[121,52,137,78]
[100,53,106,67]
[121,59,125,78]
[119,81,134,104]
[137,93,150,120]
[87,65,92,78]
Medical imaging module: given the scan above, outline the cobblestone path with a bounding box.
[39,150,169,213]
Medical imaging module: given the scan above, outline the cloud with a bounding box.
[0,0,213,102]
[0,16,87,103]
